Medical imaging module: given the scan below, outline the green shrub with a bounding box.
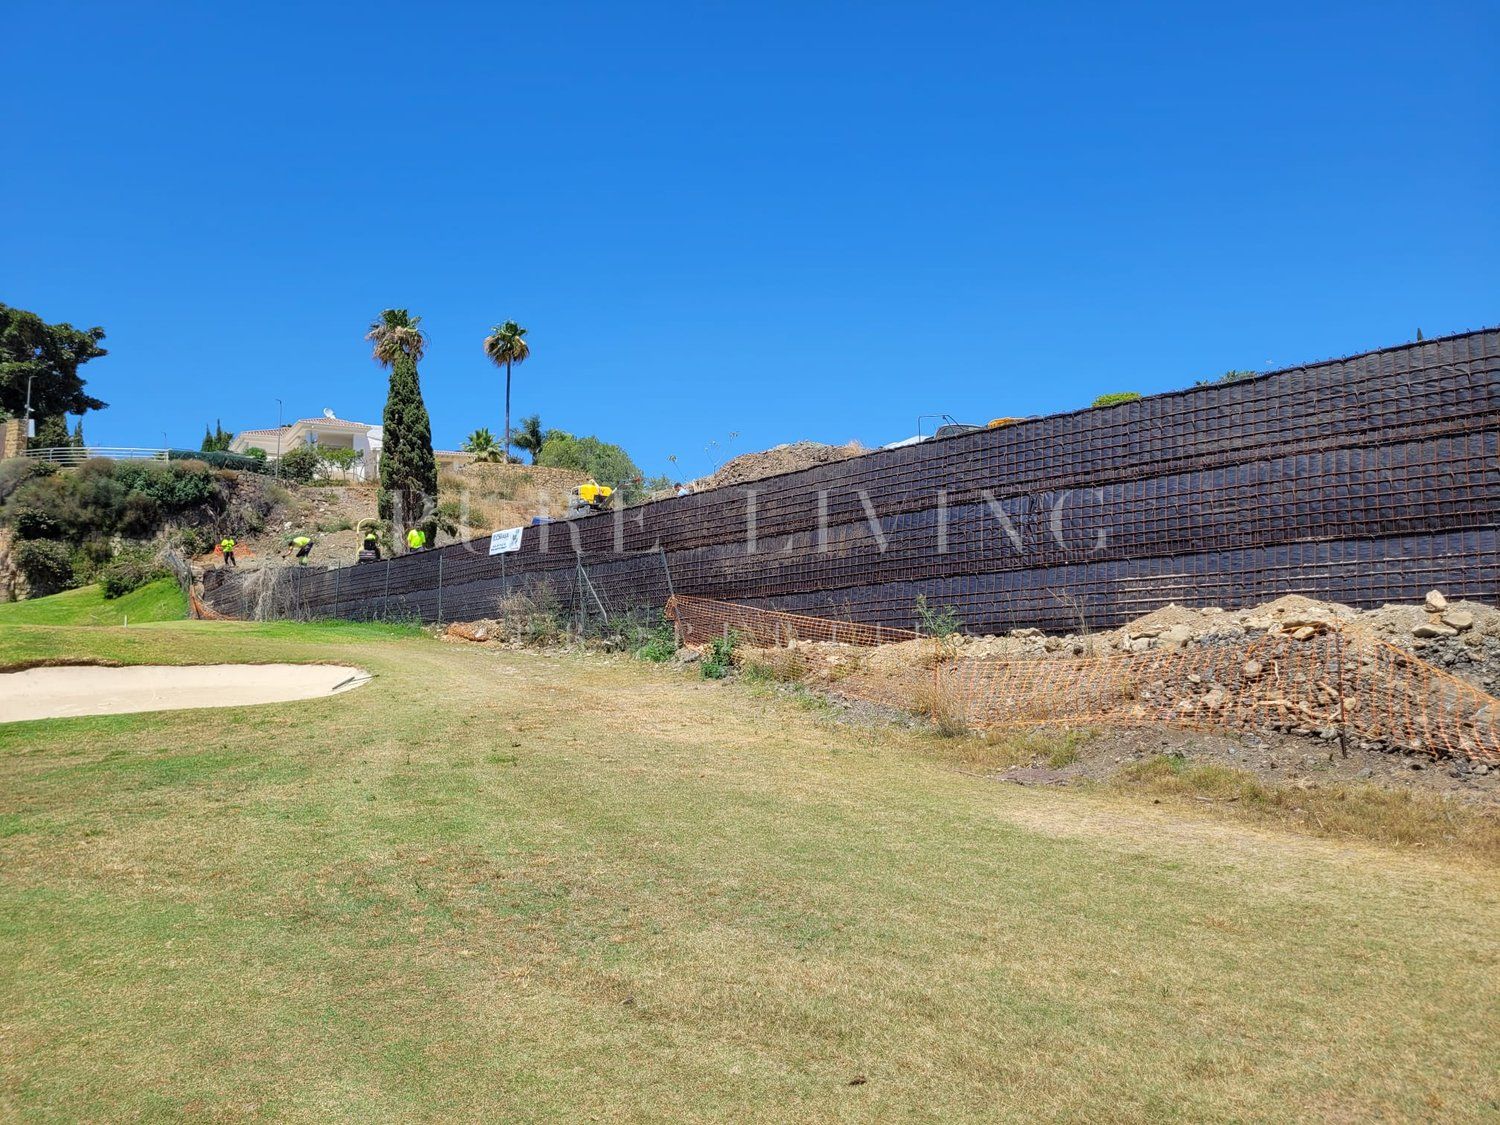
[914,595,961,638]
[2,459,227,544]
[99,547,168,599]
[173,526,211,557]
[11,506,61,539]
[317,446,362,478]
[13,538,74,594]
[69,539,113,586]
[1091,392,1142,408]
[701,630,739,679]
[0,458,49,504]
[634,619,679,663]
[537,431,644,500]
[277,444,321,483]
[435,499,463,535]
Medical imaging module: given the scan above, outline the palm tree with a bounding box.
[482,320,530,457]
[512,413,546,464]
[462,427,505,463]
[366,308,427,366]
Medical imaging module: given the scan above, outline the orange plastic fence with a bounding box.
[665,593,921,648]
[667,596,1500,763]
[189,590,229,620]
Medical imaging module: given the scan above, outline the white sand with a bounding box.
[0,664,369,723]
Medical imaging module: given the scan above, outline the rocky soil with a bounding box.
[683,441,865,492]
[752,590,1500,696]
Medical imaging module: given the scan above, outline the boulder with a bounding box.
[1413,620,1458,639]
[1424,590,1448,612]
[1442,609,1475,631]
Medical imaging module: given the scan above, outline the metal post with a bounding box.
[1334,627,1349,758]
[659,544,675,599]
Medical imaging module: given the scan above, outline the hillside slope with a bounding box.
[0,579,186,625]
[189,463,587,572]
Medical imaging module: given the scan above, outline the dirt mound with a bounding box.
[733,590,1500,699]
[688,441,864,492]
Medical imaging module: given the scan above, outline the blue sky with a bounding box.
[5,1,1496,479]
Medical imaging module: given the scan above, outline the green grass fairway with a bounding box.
[0,578,187,626]
[1,621,1497,1121]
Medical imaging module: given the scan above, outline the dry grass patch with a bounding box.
[2,621,1498,1121]
[1116,754,1500,863]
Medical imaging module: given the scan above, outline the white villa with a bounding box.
[230,413,472,480]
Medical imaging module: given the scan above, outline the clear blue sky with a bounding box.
[5,1,1496,479]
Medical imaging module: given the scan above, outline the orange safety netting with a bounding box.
[189,590,229,620]
[665,595,1500,763]
[666,593,921,648]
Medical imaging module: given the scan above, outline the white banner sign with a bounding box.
[488,526,525,555]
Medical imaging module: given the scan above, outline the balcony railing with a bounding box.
[21,446,169,464]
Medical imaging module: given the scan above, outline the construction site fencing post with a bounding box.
[1334,626,1349,758]
[659,545,675,600]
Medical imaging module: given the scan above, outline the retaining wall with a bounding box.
[202,328,1500,633]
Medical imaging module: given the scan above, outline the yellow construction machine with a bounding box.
[565,480,614,518]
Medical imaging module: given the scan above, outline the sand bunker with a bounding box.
[0,663,369,723]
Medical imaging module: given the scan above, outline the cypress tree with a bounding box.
[378,351,438,545]
[34,415,70,448]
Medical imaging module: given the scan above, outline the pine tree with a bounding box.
[71,418,85,448]
[377,351,438,546]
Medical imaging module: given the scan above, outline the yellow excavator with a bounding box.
[565,480,614,518]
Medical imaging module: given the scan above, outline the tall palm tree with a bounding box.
[512,413,546,464]
[482,320,529,457]
[366,308,427,367]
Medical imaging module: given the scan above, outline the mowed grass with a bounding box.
[1,622,1497,1121]
[0,578,186,626]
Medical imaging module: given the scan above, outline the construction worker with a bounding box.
[286,534,314,566]
[219,535,237,567]
[361,529,381,561]
[406,526,427,553]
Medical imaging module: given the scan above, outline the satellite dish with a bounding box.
[322,408,335,419]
